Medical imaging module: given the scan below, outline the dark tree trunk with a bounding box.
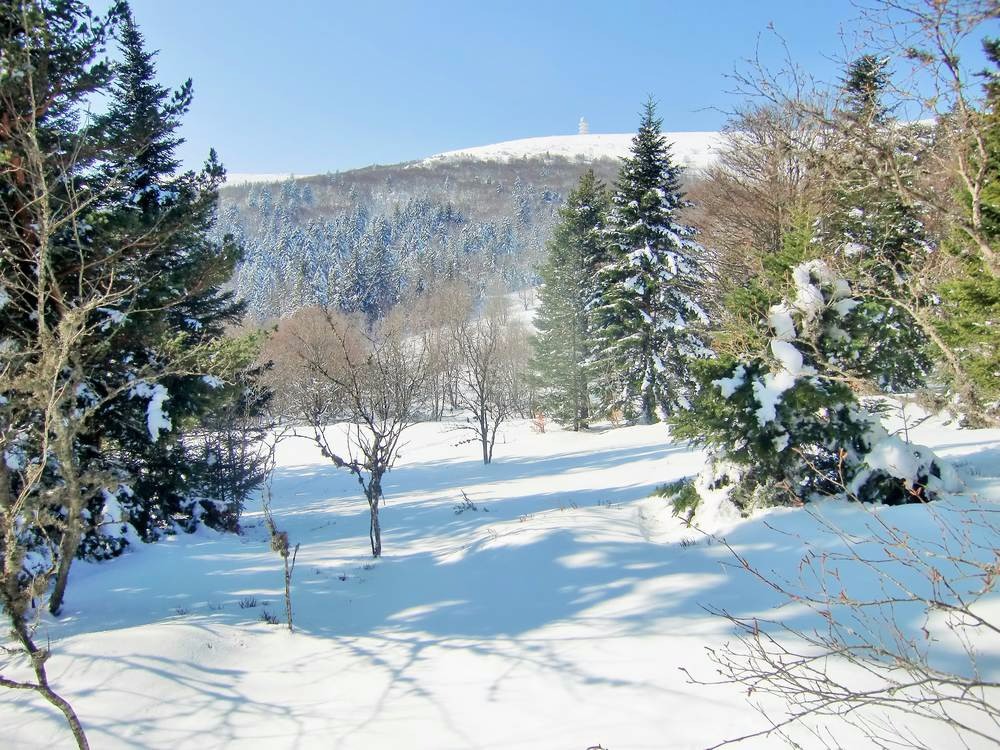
[368,477,382,557]
[48,518,81,616]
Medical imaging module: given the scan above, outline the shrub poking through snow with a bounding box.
[672,260,958,519]
[652,478,700,523]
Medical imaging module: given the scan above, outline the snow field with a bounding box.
[3,417,998,749]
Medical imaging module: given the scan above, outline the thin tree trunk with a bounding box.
[575,366,590,431]
[433,381,444,421]
[49,428,85,616]
[0,462,10,512]
[641,380,655,425]
[487,420,500,464]
[573,368,581,432]
[283,543,299,632]
[5,615,90,750]
[368,478,382,557]
[48,523,80,616]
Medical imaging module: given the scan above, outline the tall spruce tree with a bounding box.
[0,0,260,617]
[530,170,608,430]
[590,100,710,423]
[79,9,258,558]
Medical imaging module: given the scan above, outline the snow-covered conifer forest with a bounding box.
[1,1,999,748]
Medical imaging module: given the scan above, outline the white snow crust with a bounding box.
[2,415,997,749]
[223,132,724,186]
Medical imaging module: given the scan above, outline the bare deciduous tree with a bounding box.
[687,101,824,302]
[710,1,1000,422]
[264,308,349,425]
[282,307,429,557]
[407,281,473,420]
[729,0,999,274]
[450,295,529,465]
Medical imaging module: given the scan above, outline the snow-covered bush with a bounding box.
[672,260,957,518]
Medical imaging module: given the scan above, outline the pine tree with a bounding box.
[590,99,710,423]
[672,260,956,518]
[530,170,608,430]
[81,9,264,553]
[0,1,261,616]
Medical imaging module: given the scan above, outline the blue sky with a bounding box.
[119,1,981,174]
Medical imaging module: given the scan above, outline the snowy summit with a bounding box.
[423,131,724,172]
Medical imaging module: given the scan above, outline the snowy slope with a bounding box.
[423,131,725,172]
[3,417,998,749]
[222,132,724,184]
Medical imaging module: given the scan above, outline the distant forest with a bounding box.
[215,155,631,319]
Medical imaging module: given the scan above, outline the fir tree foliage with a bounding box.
[530,169,609,430]
[672,260,957,519]
[591,99,710,423]
[78,6,256,551]
[842,54,891,126]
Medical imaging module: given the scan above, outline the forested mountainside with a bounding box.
[215,155,630,320]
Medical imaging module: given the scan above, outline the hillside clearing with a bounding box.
[3,418,998,749]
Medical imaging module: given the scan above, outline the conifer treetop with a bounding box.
[614,98,684,221]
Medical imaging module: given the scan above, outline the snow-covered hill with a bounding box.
[221,132,724,187]
[423,131,725,172]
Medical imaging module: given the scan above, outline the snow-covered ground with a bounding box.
[423,132,724,173]
[3,416,998,749]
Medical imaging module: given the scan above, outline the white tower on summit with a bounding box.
[578,116,589,135]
